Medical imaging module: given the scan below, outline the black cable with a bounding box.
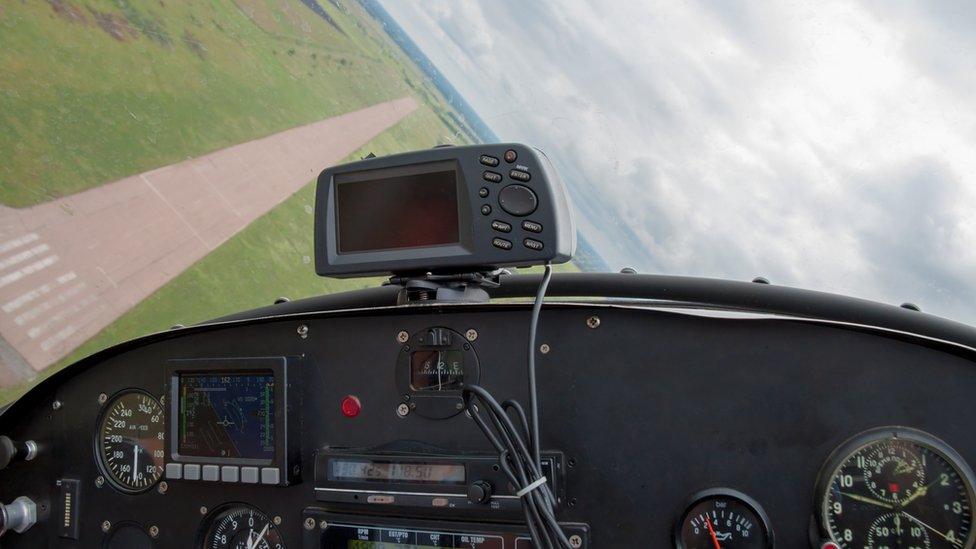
[527,263,552,467]
[462,264,571,548]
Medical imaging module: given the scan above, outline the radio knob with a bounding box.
[467,480,493,504]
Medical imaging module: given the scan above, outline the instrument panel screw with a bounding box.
[465,329,478,342]
[297,324,309,339]
[569,534,583,548]
[97,393,107,405]
[52,400,62,410]
[396,403,410,418]
[273,516,282,526]
[304,517,316,530]
[539,343,550,354]
[200,506,208,516]
[95,476,105,488]
[149,525,159,538]
[586,315,601,329]
[396,330,409,343]
[101,520,111,533]
[319,520,329,530]
[157,481,168,494]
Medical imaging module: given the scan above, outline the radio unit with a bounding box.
[162,357,301,487]
[301,511,589,549]
[314,143,576,277]
[314,449,563,519]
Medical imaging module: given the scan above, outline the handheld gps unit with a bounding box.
[314,143,575,277]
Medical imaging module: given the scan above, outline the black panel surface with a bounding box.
[0,303,974,547]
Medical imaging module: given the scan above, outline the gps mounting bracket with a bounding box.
[385,271,505,304]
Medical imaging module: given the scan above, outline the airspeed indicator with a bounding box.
[95,390,165,493]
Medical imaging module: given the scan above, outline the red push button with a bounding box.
[341,395,361,417]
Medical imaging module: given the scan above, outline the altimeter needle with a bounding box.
[705,516,721,549]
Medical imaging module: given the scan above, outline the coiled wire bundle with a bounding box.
[461,265,572,549]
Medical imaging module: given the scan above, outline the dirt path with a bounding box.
[0,96,417,384]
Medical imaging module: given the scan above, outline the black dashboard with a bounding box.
[1,272,975,548]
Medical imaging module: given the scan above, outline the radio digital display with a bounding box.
[409,350,465,392]
[318,522,511,549]
[329,459,465,485]
[336,168,459,253]
[176,373,276,460]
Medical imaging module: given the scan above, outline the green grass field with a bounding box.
[0,0,477,206]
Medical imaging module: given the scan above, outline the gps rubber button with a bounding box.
[509,169,531,182]
[522,220,543,233]
[524,238,544,251]
[479,155,499,167]
[491,220,512,233]
[492,238,513,250]
[483,170,502,183]
[498,184,538,216]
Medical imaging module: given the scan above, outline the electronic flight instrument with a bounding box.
[0,144,975,549]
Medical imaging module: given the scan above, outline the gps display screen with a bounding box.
[336,168,459,253]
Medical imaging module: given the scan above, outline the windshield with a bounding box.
[1,1,973,402]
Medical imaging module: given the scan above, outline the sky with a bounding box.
[379,0,976,326]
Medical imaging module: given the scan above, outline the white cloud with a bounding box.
[381,0,976,325]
